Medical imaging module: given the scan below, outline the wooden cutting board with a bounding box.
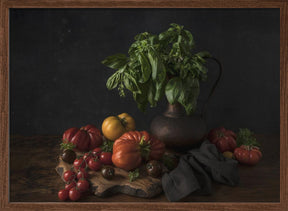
[55,156,163,198]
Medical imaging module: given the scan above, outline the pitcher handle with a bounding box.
[201,56,223,118]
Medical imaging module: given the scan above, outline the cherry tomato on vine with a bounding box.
[76,179,90,192]
[88,157,102,171]
[63,170,76,182]
[100,152,113,165]
[83,152,93,164]
[69,187,81,201]
[92,147,102,158]
[73,157,86,171]
[65,180,76,190]
[58,189,69,201]
[77,169,89,179]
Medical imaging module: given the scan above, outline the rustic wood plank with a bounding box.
[0,0,9,209]
[2,0,286,8]
[280,2,288,211]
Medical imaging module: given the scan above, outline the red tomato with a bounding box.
[100,152,113,165]
[112,131,165,171]
[76,179,90,192]
[63,170,76,182]
[92,147,102,158]
[234,145,262,165]
[207,127,237,153]
[83,152,93,164]
[62,124,103,152]
[77,169,89,179]
[69,187,81,201]
[88,158,102,171]
[65,180,76,190]
[58,189,69,201]
[73,157,86,171]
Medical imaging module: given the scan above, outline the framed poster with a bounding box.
[0,0,286,210]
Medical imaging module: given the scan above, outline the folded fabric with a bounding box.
[161,140,239,202]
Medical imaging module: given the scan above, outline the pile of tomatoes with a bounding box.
[207,127,262,166]
[58,146,115,201]
[57,113,166,201]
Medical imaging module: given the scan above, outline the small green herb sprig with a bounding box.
[101,140,114,153]
[60,141,75,150]
[236,128,260,147]
[102,23,210,115]
[128,169,140,182]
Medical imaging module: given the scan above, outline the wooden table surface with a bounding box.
[9,134,279,202]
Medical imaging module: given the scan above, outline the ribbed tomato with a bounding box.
[62,124,103,152]
[234,145,262,165]
[207,127,237,153]
[112,131,165,171]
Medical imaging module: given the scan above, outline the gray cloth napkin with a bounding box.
[161,140,239,202]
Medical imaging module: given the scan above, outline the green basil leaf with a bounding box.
[123,72,141,94]
[165,77,182,104]
[147,81,156,107]
[139,53,151,83]
[106,72,120,90]
[102,54,128,69]
[182,29,194,48]
[147,49,166,82]
[178,76,200,115]
[195,51,211,59]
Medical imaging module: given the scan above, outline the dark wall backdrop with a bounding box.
[9,9,280,135]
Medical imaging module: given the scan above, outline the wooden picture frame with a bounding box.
[0,0,287,210]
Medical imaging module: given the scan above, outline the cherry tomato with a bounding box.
[92,147,102,158]
[83,152,93,164]
[69,187,81,201]
[76,179,90,192]
[100,152,113,165]
[101,166,115,180]
[65,180,76,190]
[73,157,86,171]
[63,170,76,182]
[77,169,89,179]
[88,157,102,171]
[61,149,76,164]
[58,189,69,201]
[146,160,162,178]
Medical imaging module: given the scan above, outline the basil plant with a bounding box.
[102,23,210,115]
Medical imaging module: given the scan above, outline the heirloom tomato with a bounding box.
[112,131,165,171]
[207,127,237,153]
[101,113,135,141]
[234,145,262,165]
[62,124,103,152]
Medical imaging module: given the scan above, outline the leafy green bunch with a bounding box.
[236,128,260,147]
[102,23,210,115]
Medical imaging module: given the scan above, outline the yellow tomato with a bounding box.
[102,113,136,141]
[222,151,235,159]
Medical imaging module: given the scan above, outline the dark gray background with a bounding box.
[9,9,280,135]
